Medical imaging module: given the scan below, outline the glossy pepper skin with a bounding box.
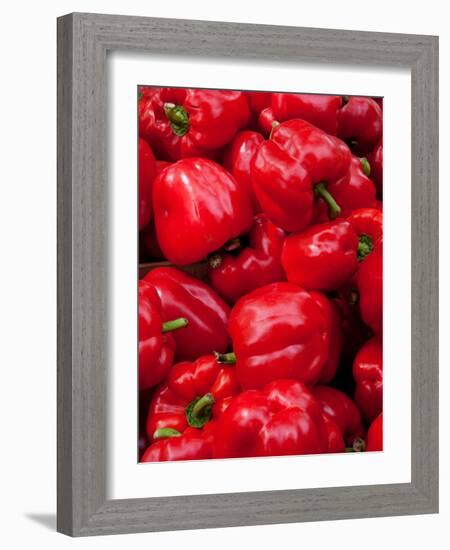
[223,131,264,212]
[353,336,383,423]
[146,354,239,442]
[312,386,364,446]
[213,380,345,459]
[313,156,377,222]
[258,107,276,137]
[357,240,383,333]
[251,119,351,232]
[271,93,343,135]
[337,96,382,155]
[138,138,157,230]
[311,293,343,384]
[138,281,188,390]
[141,427,212,462]
[347,207,383,261]
[228,282,330,389]
[152,158,253,265]
[208,214,286,304]
[282,220,359,292]
[139,87,250,161]
[144,267,231,362]
[366,413,383,451]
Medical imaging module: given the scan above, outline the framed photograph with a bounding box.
[57,13,438,536]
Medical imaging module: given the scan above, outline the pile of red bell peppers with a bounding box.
[138,87,383,462]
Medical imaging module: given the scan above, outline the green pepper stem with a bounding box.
[153,427,182,440]
[163,102,189,136]
[191,393,215,419]
[360,157,371,177]
[357,234,373,262]
[162,317,188,333]
[269,120,280,140]
[314,182,341,219]
[209,254,223,269]
[214,351,237,365]
[352,437,366,452]
[345,438,366,452]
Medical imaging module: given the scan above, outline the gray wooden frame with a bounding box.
[57,12,438,537]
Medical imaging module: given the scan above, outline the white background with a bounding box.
[109,54,411,499]
[0,1,446,549]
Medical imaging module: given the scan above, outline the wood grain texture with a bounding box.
[57,12,439,536]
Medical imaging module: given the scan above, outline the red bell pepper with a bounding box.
[138,280,188,390]
[367,141,383,196]
[353,336,383,423]
[251,119,351,232]
[138,85,159,101]
[227,282,331,389]
[366,413,383,451]
[347,207,383,261]
[313,156,377,222]
[281,220,359,292]
[311,293,343,384]
[257,107,276,137]
[357,240,383,333]
[213,380,345,458]
[337,96,382,155]
[146,353,238,442]
[246,91,272,114]
[223,130,264,211]
[144,267,230,361]
[208,214,286,304]
[138,138,157,230]
[312,386,364,446]
[152,157,253,265]
[271,93,343,135]
[139,87,250,161]
[141,427,213,462]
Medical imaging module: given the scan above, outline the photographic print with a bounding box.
[137,87,383,463]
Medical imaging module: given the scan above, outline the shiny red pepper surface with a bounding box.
[312,386,364,446]
[357,240,383,333]
[208,214,286,304]
[228,282,330,389]
[138,138,157,230]
[144,267,230,361]
[138,280,187,390]
[353,336,383,423]
[146,353,238,442]
[282,220,359,292]
[337,96,382,155]
[213,380,345,458]
[310,293,343,384]
[366,413,383,451]
[152,158,253,265]
[223,130,264,212]
[271,93,343,135]
[251,119,351,232]
[313,156,377,222]
[139,88,250,161]
[141,426,213,462]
